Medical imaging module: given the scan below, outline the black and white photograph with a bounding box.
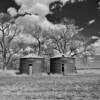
[0,0,100,100]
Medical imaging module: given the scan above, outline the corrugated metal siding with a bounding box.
[44,58,50,73]
[20,58,44,74]
[50,57,77,74]
[50,62,62,73]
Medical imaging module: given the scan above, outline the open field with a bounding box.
[0,72,100,100]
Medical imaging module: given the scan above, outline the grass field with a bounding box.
[0,72,100,100]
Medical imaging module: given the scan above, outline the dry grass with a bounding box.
[0,73,100,100]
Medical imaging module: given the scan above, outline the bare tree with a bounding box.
[73,34,97,63]
[23,24,48,56]
[0,13,20,70]
[48,17,97,58]
[48,20,80,56]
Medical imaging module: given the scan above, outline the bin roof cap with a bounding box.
[51,53,73,58]
[21,53,43,58]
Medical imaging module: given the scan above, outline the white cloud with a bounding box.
[14,0,31,6]
[14,0,57,14]
[14,0,85,15]
[92,39,100,55]
[15,34,35,44]
[15,14,65,31]
[88,19,95,25]
[61,0,85,3]
[14,0,57,6]
[7,7,18,17]
[15,14,40,26]
[91,36,99,39]
[93,39,100,47]
[40,17,65,30]
[98,2,100,9]
[40,18,57,29]
[11,0,85,31]
[60,0,69,3]
[12,0,61,29]
[29,3,49,16]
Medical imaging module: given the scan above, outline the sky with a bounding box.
[0,0,99,35]
[46,0,100,37]
[0,0,100,48]
[0,0,19,12]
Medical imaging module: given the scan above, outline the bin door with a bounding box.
[28,64,33,74]
[32,60,42,73]
[62,64,64,75]
[62,63,68,75]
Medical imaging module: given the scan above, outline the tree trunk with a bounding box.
[2,56,7,70]
[2,48,7,70]
[38,40,41,55]
[3,61,7,70]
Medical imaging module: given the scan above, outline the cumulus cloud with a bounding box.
[11,0,60,29]
[93,39,100,47]
[15,34,36,44]
[15,14,64,32]
[40,17,65,30]
[15,14,40,26]
[7,0,88,45]
[28,3,49,16]
[14,0,57,6]
[14,0,57,14]
[92,39,100,55]
[10,0,85,30]
[7,7,18,17]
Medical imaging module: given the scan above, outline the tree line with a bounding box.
[0,12,97,70]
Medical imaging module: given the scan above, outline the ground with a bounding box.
[0,70,100,100]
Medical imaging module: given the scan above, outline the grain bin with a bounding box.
[50,54,77,75]
[19,54,44,74]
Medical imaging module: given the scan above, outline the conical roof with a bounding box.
[51,53,71,58]
[21,53,43,58]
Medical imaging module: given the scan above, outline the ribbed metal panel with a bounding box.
[19,58,44,74]
[50,57,77,74]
